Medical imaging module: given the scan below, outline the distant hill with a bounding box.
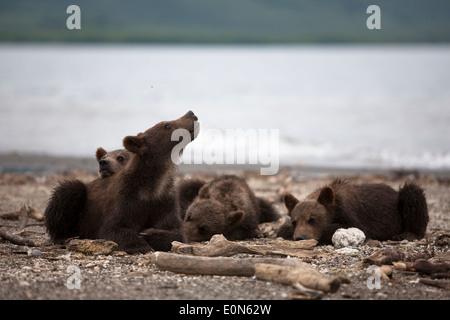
[0,0,449,43]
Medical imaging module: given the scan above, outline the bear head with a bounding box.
[283,186,334,241]
[122,111,199,163]
[95,147,131,178]
[183,198,245,242]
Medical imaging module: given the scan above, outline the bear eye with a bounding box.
[117,156,125,163]
[164,124,171,130]
[292,220,297,228]
[308,218,316,225]
[198,226,207,234]
[185,215,191,222]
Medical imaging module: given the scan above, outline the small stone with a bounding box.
[335,247,360,256]
[27,249,43,256]
[376,292,388,299]
[332,228,366,248]
[19,281,30,287]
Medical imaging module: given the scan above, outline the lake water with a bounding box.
[0,44,449,170]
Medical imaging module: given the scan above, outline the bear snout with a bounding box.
[186,110,198,121]
[99,159,109,167]
[294,234,307,241]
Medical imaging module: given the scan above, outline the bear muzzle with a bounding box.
[294,233,308,241]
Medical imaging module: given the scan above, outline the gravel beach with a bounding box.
[0,155,449,301]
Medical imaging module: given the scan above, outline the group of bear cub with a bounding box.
[44,111,429,254]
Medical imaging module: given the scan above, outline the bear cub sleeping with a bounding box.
[183,175,280,242]
[278,179,429,243]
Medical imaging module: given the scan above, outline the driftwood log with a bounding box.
[171,234,319,258]
[0,205,43,246]
[0,226,39,247]
[150,251,308,277]
[364,248,431,266]
[365,248,450,278]
[0,205,44,221]
[150,251,340,297]
[419,278,450,290]
[254,263,340,293]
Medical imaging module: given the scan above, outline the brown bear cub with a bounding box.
[278,179,429,243]
[95,147,131,178]
[45,111,199,254]
[177,178,208,219]
[183,175,280,242]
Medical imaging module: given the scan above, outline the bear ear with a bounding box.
[123,135,145,154]
[226,210,245,225]
[317,186,335,207]
[283,192,299,214]
[198,184,210,199]
[95,147,107,161]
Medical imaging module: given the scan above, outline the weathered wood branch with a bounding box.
[254,263,340,293]
[0,226,39,247]
[0,205,44,221]
[150,251,340,295]
[150,251,308,277]
[171,234,319,258]
[364,248,431,266]
[419,278,450,290]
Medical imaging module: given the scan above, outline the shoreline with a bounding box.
[0,153,449,300]
[1,152,450,180]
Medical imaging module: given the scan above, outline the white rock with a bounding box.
[27,249,42,256]
[332,227,366,248]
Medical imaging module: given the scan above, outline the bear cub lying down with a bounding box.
[278,179,429,243]
[45,111,199,254]
[182,175,280,242]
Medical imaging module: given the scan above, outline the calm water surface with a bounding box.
[0,44,449,169]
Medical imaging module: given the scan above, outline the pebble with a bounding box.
[334,248,360,256]
[332,228,366,248]
[27,249,43,256]
[376,292,388,299]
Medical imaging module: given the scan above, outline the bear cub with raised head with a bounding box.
[45,111,199,253]
[96,148,201,218]
[278,179,429,243]
[95,147,131,178]
[183,175,280,242]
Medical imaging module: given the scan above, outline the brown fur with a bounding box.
[183,175,279,242]
[177,178,207,220]
[95,147,131,178]
[45,111,199,254]
[279,179,429,243]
